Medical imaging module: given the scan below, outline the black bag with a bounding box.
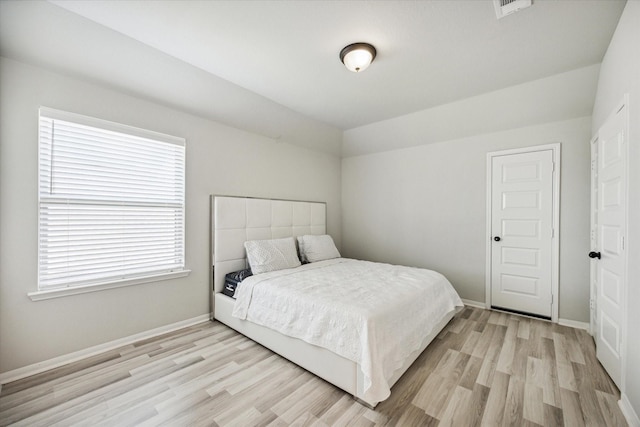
[222,268,253,298]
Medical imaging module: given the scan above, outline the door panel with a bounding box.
[502,219,540,238]
[491,150,554,318]
[600,268,620,305]
[501,247,538,267]
[500,274,538,295]
[593,105,627,388]
[600,311,620,358]
[502,161,540,182]
[502,191,540,209]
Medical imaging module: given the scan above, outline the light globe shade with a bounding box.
[340,43,376,73]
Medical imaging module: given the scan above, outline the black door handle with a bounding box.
[588,251,601,259]
[494,236,501,242]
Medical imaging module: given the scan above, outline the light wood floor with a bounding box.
[0,307,627,426]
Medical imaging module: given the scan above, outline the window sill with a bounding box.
[28,270,191,301]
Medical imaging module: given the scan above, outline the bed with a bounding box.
[210,195,463,407]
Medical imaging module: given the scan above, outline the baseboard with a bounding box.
[461,299,487,309]
[463,302,591,332]
[620,393,640,427]
[558,318,590,331]
[0,314,210,385]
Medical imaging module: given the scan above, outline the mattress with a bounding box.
[232,258,464,403]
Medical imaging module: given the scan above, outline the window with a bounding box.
[35,107,187,299]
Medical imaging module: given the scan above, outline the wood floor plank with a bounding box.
[316,394,354,426]
[564,328,587,365]
[517,318,531,340]
[458,355,483,390]
[502,374,525,426]
[437,385,472,427]
[250,409,279,427]
[595,389,628,427]
[388,404,438,427]
[460,330,482,355]
[540,337,563,408]
[475,324,507,387]
[139,390,210,426]
[572,362,607,427]
[159,390,230,427]
[0,307,627,427]
[447,317,466,334]
[362,406,388,425]
[271,376,325,421]
[543,402,564,426]
[511,336,531,379]
[496,319,519,375]
[554,332,579,392]
[472,308,492,331]
[522,382,544,425]
[466,382,490,426]
[0,350,122,398]
[480,370,510,426]
[472,323,497,359]
[329,400,367,426]
[253,369,313,414]
[275,383,332,424]
[560,388,587,427]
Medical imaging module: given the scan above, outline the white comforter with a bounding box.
[232,258,463,403]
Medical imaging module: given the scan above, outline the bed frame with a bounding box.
[209,195,456,407]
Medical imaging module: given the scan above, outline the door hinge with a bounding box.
[551,294,553,305]
[622,236,625,250]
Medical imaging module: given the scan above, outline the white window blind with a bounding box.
[38,107,186,291]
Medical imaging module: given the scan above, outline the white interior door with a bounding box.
[490,149,555,319]
[591,102,627,389]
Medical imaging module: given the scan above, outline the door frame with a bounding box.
[589,133,598,336]
[485,143,561,322]
[590,95,629,393]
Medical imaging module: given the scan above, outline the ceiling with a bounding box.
[47,0,625,131]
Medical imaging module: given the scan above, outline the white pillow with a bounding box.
[244,237,301,274]
[298,234,341,263]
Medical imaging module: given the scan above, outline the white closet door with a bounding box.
[490,149,554,318]
[591,102,627,389]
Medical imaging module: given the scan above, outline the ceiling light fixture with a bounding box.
[340,43,376,73]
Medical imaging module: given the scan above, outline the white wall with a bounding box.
[343,65,599,157]
[592,1,640,420]
[0,0,342,156]
[0,57,342,373]
[342,115,592,321]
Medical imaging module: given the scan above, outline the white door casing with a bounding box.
[486,144,560,321]
[589,135,598,336]
[591,99,628,390]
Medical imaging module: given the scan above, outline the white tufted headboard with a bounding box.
[210,196,327,309]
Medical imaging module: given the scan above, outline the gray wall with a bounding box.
[341,66,597,325]
[0,57,342,373]
[592,1,640,418]
[342,65,599,157]
[342,116,592,321]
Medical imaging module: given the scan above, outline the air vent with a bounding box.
[494,0,532,19]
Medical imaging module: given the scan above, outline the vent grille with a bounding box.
[494,0,532,19]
